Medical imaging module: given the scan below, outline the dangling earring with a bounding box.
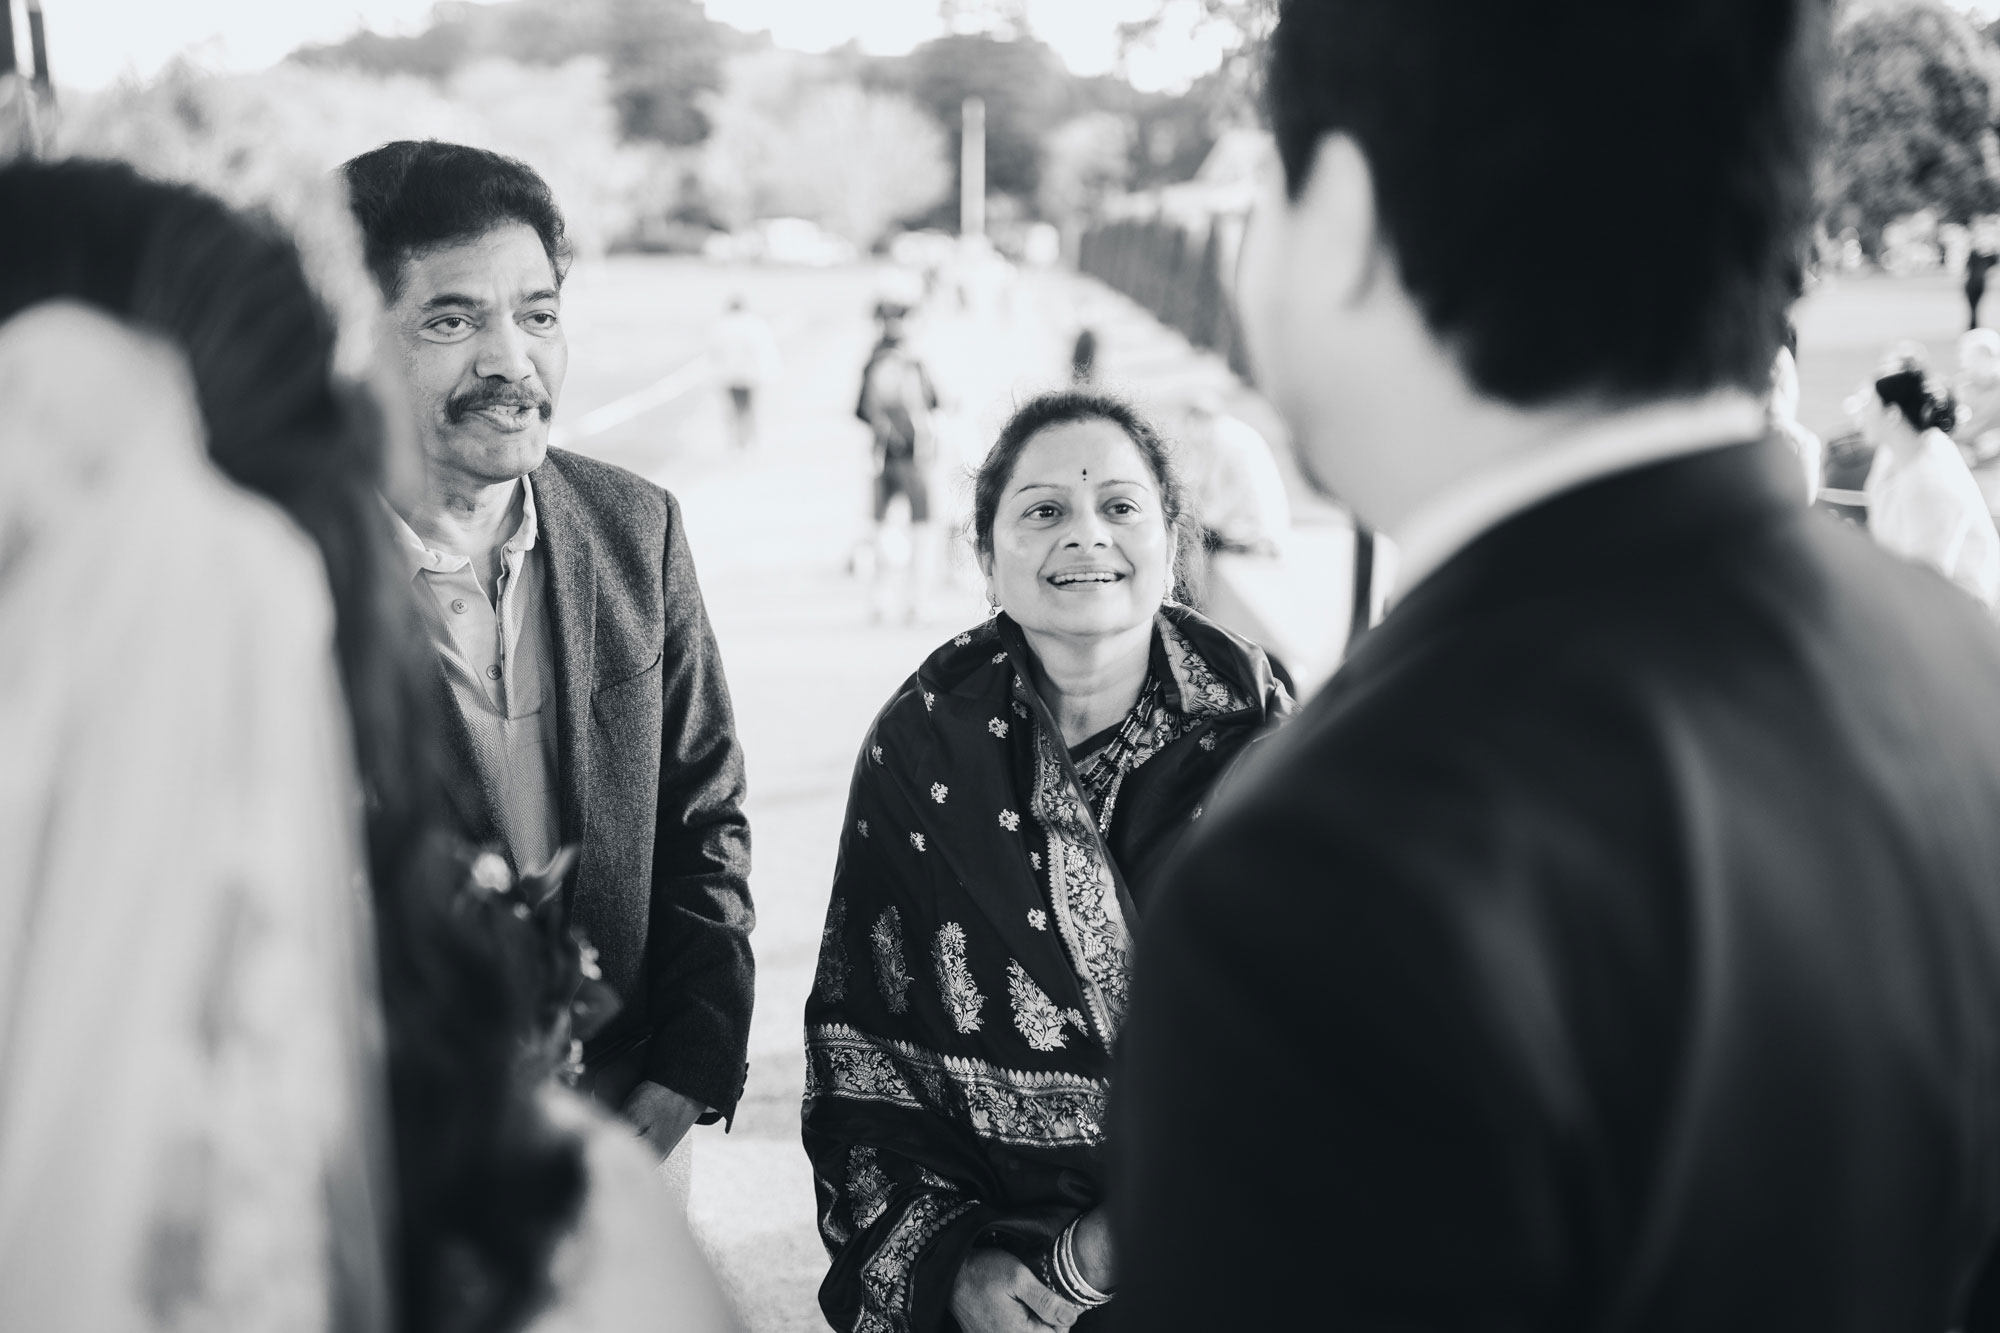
[986,595,1003,617]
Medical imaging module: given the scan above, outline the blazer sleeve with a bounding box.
[641,492,755,1117]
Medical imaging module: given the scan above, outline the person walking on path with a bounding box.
[347,141,756,1202]
[712,295,780,450]
[856,303,942,623]
[1969,247,1996,331]
[803,391,1290,1333]
[1113,2,2000,1330]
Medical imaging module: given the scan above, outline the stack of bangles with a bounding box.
[1040,1216,1113,1309]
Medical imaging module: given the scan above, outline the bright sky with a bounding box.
[25,0,1239,94]
[31,0,2000,95]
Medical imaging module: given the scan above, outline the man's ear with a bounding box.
[1295,132,1384,311]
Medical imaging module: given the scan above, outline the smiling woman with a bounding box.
[801,391,1293,1333]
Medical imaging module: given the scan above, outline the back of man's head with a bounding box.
[341,140,570,304]
[1265,0,1827,405]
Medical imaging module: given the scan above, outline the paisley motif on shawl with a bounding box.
[871,907,912,1014]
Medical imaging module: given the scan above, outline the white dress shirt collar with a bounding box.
[1388,391,1769,601]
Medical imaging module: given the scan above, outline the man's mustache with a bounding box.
[447,384,553,424]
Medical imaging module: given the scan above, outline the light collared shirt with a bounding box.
[1386,391,1772,601]
[1864,428,2000,610]
[386,478,562,873]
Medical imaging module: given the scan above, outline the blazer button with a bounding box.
[451,598,469,613]
[486,664,502,680]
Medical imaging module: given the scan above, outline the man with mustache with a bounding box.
[349,141,754,1198]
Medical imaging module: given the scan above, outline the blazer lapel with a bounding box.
[532,460,598,856]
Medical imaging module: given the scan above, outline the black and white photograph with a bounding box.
[3,1,2000,1330]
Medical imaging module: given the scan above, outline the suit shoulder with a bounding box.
[545,447,673,521]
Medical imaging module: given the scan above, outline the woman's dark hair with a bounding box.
[972,389,1200,602]
[341,140,571,302]
[1265,0,1828,405]
[1875,364,1957,434]
[0,158,581,1333]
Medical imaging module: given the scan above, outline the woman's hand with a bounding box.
[950,1247,1083,1332]
[1068,1208,1116,1295]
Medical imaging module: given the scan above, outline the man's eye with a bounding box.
[428,317,471,334]
[524,311,559,330]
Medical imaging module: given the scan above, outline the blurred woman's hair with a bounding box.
[1875,360,1957,435]
[0,157,580,1333]
[971,389,1201,604]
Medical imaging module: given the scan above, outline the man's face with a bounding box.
[383,222,567,488]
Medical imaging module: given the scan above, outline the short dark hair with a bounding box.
[341,140,571,302]
[973,389,1200,600]
[1875,364,1956,434]
[1265,0,1829,405]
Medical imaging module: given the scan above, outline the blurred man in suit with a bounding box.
[1112,3,2000,1330]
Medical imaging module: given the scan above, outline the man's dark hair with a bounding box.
[341,140,571,302]
[1265,0,1830,404]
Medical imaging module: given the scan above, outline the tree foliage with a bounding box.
[882,34,1077,214]
[701,53,951,247]
[291,0,728,147]
[1038,112,1135,221]
[1822,1,2000,244]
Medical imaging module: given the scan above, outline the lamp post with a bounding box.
[26,0,48,98]
[960,95,985,240]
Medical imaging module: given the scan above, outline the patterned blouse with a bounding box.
[802,608,1292,1333]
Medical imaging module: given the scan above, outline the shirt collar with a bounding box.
[381,475,540,582]
[1387,390,1768,601]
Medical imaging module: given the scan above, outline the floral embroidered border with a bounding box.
[805,1024,1109,1149]
[856,1192,978,1333]
[1158,615,1248,717]
[1032,733,1133,1044]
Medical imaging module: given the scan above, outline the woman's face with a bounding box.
[983,418,1175,643]
[1854,390,1901,449]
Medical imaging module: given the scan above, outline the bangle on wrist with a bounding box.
[1040,1216,1112,1308]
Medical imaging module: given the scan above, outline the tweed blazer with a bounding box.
[435,447,754,1119]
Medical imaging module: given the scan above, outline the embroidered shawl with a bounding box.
[803,607,1292,1333]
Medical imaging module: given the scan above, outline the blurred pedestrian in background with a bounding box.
[1179,387,1292,557]
[1069,326,1098,386]
[1967,244,1996,331]
[1954,328,2000,517]
[1114,1,2000,1329]
[856,300,941,623]
[712,294,780,450]
[0,156,736,1333]
[1857,358,2000,610]
[804,390,1290,1333]
[345,140,757,1204]
[1768,341,1822,503]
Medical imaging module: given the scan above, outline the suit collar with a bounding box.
[1388,392,1769,600]
[530,454,597,853]
[1347,434,1803,679]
